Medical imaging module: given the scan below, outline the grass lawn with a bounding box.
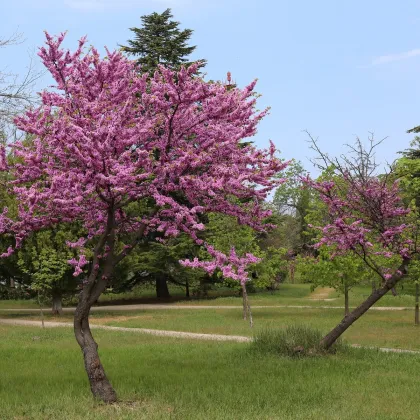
[1,324,420,419]
[102,307,420,350]
[2,304,420,351]
[1,283,417,310]
[0,299,39,309]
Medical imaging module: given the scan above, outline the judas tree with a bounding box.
[181,245,261,326]
[1,33,285,402]
[306,136,416,349]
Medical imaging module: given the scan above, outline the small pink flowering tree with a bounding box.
[181,245,261,325]
[306,136,416,349]
[1,33,286,402]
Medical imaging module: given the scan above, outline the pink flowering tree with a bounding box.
[181,245,261,325]
[1,33,286,402]
[306,136,416,349]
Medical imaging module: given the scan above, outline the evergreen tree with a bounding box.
[120,8,206,74]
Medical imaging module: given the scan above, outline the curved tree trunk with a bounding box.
[320,258,409,349]
[73,208,119,403]
[72,208,151,403]
[74,293,117,403]
[51,290,63,315]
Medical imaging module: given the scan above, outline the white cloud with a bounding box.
[371,48,420,66]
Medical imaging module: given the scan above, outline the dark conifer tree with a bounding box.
[120,8,206,74]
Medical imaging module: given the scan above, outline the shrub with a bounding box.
[0,285,35,300]
[251,325,347,357]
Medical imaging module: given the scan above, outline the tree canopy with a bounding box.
[120,9,205,74]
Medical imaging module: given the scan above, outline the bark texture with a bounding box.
[320,258,410,349]
[74,286,117,403]
[344,284,349,316]
[51,290,63,315]
[155,275,171,299]
[73,208,119,403]
[241,283,253,327]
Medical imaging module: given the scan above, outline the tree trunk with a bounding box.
[51,290,63,315]
[241,283,247,320]
[344,284,349,316]
[185,279,190,298]
[72,208,151,403]
[371,281,376,293]
[391,287,398,296]
[241,283,253,327]
[155,276,170,299]
[320,259,409,349]
[415,283,419,326]
[74,295,117,403]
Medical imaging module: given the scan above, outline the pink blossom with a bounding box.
[0,32,285,277]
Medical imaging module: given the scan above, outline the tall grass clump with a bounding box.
[251,325,347,357]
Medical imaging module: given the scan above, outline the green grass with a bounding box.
[3,303,420,351]
[100,307,420,350]
[173,283,314,306]
[251,325,347,357]
[0,298,39,309]
[327,285,417,308]
[1,283,417,310]
[1,324,420,419]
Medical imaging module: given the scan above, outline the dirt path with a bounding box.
[0,318,251,342]
[0,304,411,312]
[1,318,418,354]
[308,287,336,300]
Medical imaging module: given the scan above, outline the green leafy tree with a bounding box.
[120,8,205,74]
[273,160,314,252]
[297,252,368,315]
[256,246,289,291]
[17,226,83,314]
[201,213,262,292]
[118,9,207,298]
[111,233,203,299]
[394,137,420,323]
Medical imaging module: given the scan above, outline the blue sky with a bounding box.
[2,0,420,174]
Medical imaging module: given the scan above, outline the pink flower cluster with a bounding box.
[180,245,261,285]
[305,173,413,274]
[0,33,286,275]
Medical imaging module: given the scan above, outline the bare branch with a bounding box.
[0,32,43,138]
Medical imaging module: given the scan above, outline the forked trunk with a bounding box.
[51,290,63,315]
[320,259,409,349]
[415,283,419,326]
[74,296,117,403]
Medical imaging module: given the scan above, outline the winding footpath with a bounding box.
[0,303,412,312]
[0,317,419,355]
